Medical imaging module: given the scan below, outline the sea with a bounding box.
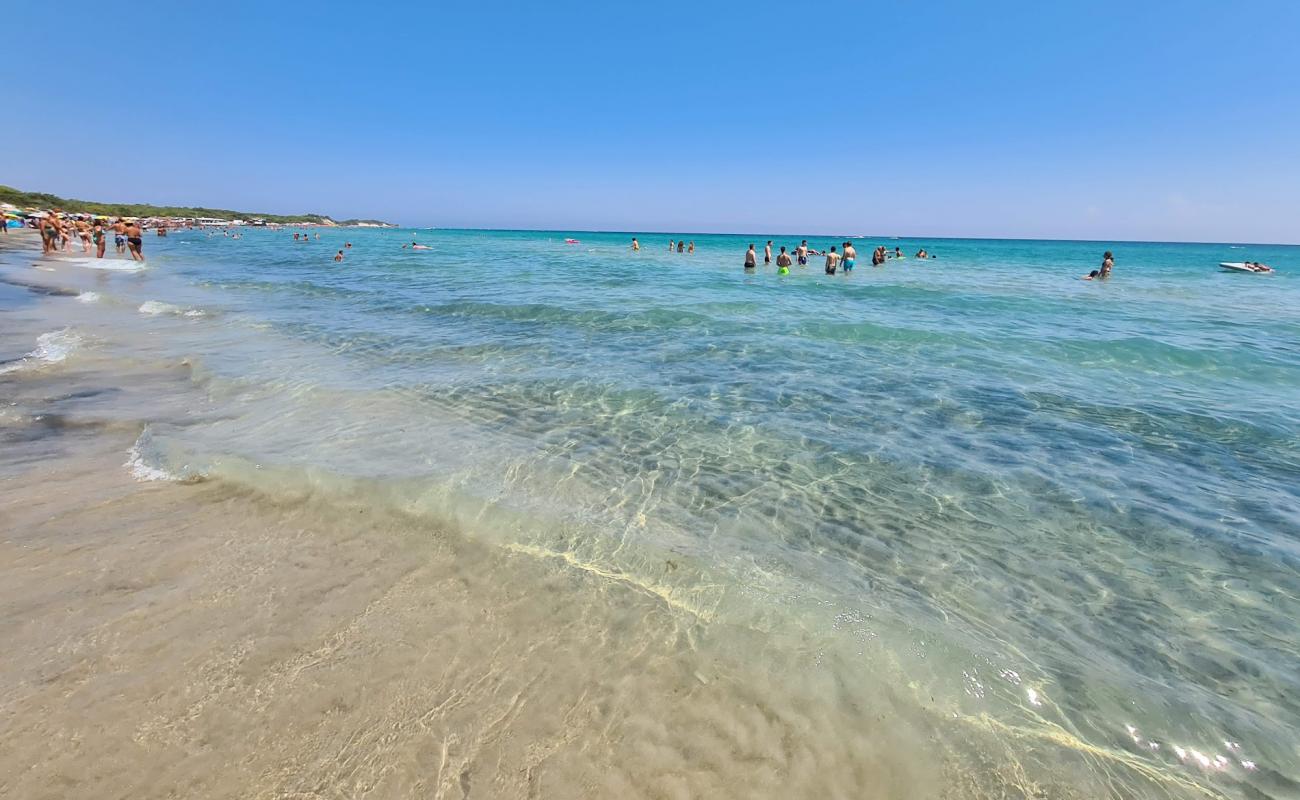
[1,227,1297,799]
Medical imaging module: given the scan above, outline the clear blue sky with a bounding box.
[5,0,1299,242]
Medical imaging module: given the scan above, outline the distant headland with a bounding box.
[0,185,396,228]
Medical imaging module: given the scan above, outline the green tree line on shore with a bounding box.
[1,185,392,226]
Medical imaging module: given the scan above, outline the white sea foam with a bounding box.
[125,428,178,482]
[139,300,208,317]
[139,300,182,315]
[0,329,83,374]
[66,257,147,272]
[77,291,101,304]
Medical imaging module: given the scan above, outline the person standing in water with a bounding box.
[825,246,841,275]
[669,239,675,252]
[1100,251,1114,278]
[842,241,857,271]
[764,241,773,264]
[687,241,695,254]
[677,240,685,253]
[631,237,640,251]
[125,220,144,261]
[92,219,106,258]
[796,240,809,266]
[776,246,792,274]
[744,244,757,269]
[334,250,345,262]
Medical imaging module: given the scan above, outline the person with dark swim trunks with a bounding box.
[796,240,809,266]
[764,241,773,264]
[125,220,144,261]
[113,218,128,253]
[744,244,757,269]
[825,246,840,275]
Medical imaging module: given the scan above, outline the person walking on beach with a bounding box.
[764,241,773,265]
[125,220,144,261]
[825,246,841,275]
[744,244,757,270]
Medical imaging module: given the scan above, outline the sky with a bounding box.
[5,0,1300,242]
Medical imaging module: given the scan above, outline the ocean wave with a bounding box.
[0,329,83,375]
[64,257,148,272]
[77,291,101,304]
[139,300,208,317]
[125,427,181,482]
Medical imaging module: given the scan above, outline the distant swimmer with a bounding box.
[894,247,902,258]
[631,237,640,251]
[744,244,757,270]
[796,240,809,266]
[345,242,352,249]
[411,242,432,250]
[915,249,928,259]
[776,246,792,274]
[335,250,344,262]
[677,240,685,253]
[669,239,676,252]
[825,246,841,275]
[688,241,695,254]
[872,246,885,266]
[294,232,300,241]
[764,240,773,265]
[842,241,857,271]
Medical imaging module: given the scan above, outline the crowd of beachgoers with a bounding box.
[5,208,1279,280]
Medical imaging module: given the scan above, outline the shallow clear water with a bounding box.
[3,228,1298,797]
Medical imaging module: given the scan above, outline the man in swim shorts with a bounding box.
[842,241,857,271]
[744,244,757,270]
[776,246,792,274]
[125,220,144,261]
[113,218,127,254]
[825,246,840,275]
[796,240,808,266]
[764,241,773,265]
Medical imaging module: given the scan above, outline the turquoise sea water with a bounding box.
[3,228,1298,797]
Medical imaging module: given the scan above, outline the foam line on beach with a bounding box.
[502,541,720,623]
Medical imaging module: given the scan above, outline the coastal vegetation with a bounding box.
[0,185,392,226]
